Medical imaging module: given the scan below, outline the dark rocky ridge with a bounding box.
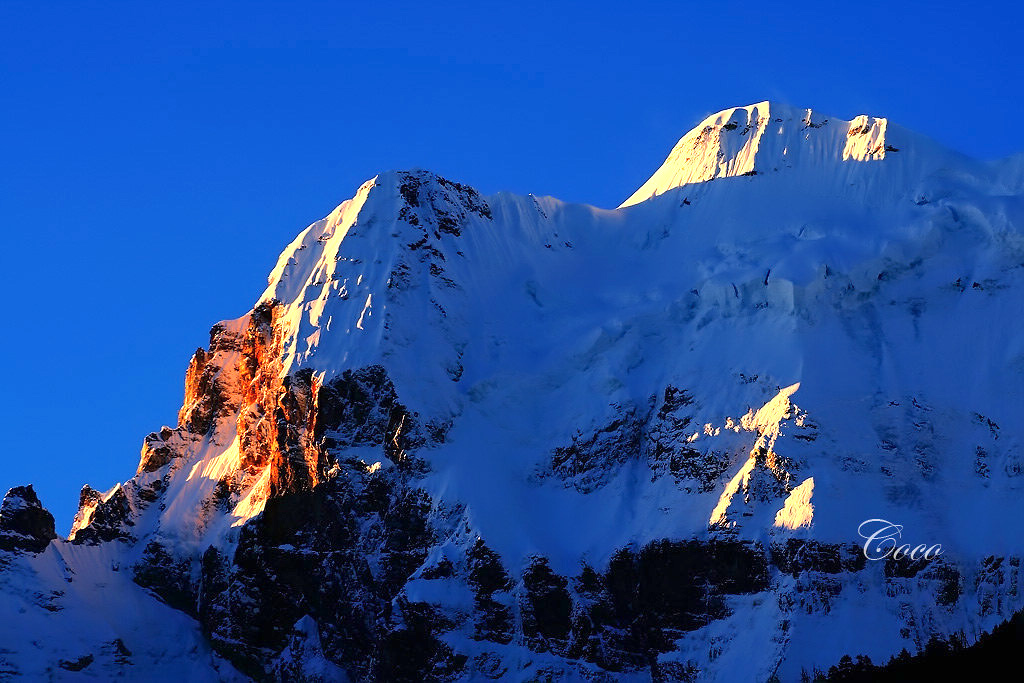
[0,485,57,553]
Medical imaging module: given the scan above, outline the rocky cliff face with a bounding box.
[4,103,1024,681]
[0,486,56,554]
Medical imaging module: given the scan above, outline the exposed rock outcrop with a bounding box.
[0,485,57,553]
[70,484,135,545]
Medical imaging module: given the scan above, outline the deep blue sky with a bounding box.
[2,1,1022,529]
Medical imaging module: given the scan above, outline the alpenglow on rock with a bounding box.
[3,102,1024,681]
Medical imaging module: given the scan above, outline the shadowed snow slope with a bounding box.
[3,102,1024,681]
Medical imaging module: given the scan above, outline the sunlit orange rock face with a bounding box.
[157,300,329,502]
[261,369,324,498]
[178,347,213,432]
[234,302,326,498]
[82,298,408,547]
[70,282,440,546]
[68,281,432,552]
[229,301,425,500]
[236,302,282,476]
[178,319,245,436]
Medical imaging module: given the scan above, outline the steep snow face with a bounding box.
[620,101,960,207]
[0,540,244,680]
[13,103,1024,680]
[256,172,500,415]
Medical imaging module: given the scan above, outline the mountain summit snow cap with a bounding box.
[619,101,892,207]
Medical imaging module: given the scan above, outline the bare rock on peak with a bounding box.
[0,485,57,553]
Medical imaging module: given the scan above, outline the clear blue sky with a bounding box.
[2,0,1021,529]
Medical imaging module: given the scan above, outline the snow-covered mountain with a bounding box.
[4,101,1024,681]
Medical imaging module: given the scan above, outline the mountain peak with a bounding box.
[619,101,893,207]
